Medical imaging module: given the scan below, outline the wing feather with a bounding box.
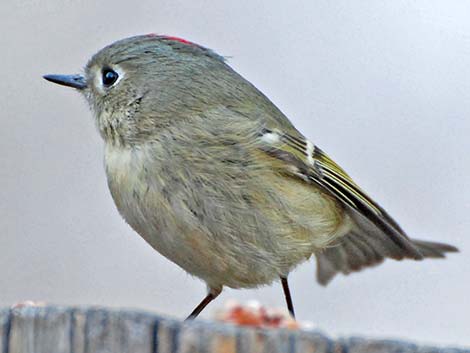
[259,130,423,259]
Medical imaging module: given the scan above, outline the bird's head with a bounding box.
[44,34,254,145]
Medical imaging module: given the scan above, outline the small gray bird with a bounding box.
[44,34,457,320]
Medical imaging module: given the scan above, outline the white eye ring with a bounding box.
[94,65,125,93]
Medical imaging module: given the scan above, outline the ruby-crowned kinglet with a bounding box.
[44,34,457,320]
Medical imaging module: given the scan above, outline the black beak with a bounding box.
[43,74,87,89]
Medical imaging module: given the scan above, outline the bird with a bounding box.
[43,34,458,320]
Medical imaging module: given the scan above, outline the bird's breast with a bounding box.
[103,143,176,250]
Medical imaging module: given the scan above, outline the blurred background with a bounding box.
[1,0,469,347]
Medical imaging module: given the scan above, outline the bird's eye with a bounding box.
[102,68,119,87]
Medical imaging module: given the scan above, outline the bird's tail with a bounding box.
[315,232,458,286]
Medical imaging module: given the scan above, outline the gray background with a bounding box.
[1,0,469,347]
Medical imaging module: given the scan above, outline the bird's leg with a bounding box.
[280,276,295,319]
[185,287,221,321]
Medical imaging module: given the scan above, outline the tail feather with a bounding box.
[411,240,458,258]
[316,233,458,286]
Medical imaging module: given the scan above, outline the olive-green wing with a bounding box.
[258,126,457,284]
[258,127,425,258]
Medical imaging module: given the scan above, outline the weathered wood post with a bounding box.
[0,306,467,353]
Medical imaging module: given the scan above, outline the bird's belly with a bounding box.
[106,181,282,288]
[105,177,284,288]
[103,144,348,289]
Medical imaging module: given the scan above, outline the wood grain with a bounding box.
[0,307,466,353]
